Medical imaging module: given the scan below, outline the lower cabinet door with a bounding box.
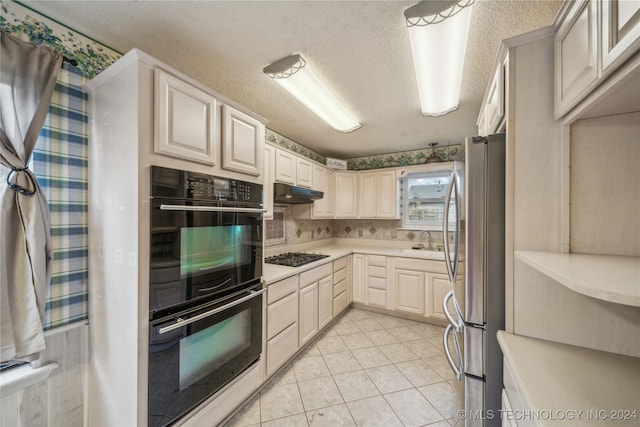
[333,291,348,315]
[299,283,319,346]
[267,322,299,377]
[394,269,425,315]
[318,275,333,329]
[427,274,453,321]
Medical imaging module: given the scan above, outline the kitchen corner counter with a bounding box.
[263,240,451,284]
[498,331,640,426]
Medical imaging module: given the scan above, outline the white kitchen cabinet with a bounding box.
[298,283,318,347]
[266,275,299,377]
[387,257,459,322]
[332,256,350,315]
[377,169,398,218]
[555,0,640,118]
[154,68,218,165]
[222,104,264,176]
[274,148,296,184]
[311,164,335,218]
[296,156,313,188]
[554,0,598,118]
[352,254,366,303]
[601,0,640,74]
[357,169,398,219]
[478,52,506,136]
[425,273,453,322]
[318,275,333,329]
[393,268,425,315]
[334,171,358,218]
[298,263,332,346]
[274,148,313,188]
[357,171,377,218]
[263,144,275,220]
[366,255,388,309]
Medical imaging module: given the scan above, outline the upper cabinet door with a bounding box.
[334,172,358,218]
[154,69,218,165]
[554,0,599,117]
[296,157,313,188]
[275,149,296,184]
[357,171,377,218]
[377,169,398,218]
[222,105,264,176]
[601,0,640,73]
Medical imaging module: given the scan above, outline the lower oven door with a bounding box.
[148,284,265,427]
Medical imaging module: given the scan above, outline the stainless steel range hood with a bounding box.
[273,183,323,204]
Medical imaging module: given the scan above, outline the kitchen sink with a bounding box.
[401,248,446,260]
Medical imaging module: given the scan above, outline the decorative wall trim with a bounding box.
[1,1,121,77]
[346,144,463,170]
[265,128,326,164]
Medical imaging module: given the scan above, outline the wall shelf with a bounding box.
[515,250,640,307]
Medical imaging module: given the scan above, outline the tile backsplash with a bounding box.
[266,206,447,249]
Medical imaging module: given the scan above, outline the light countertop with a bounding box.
[498,331,640,426]
[263,239,450,284]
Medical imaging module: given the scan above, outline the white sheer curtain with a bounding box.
[0,33,62,362]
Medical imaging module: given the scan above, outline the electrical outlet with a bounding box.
[391,230,398,239]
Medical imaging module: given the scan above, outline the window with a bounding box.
[400,169,456,230]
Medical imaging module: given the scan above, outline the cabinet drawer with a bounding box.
[333,291,348,315]
[367,288,386,307]
[268,275,299,304]
[333,256,347,271]
[267,322,298,377]
[333,279,346,295]
[267,292,297,339]
[368,265,387,278]
[368,276,386,290]
[300,263,332,288]
[367,255,386,267]
[333,267,347,284]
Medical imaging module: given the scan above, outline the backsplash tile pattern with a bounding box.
[267,211,447,250]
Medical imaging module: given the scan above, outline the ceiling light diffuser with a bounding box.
[263,54,361,133]
[405,0,474,116]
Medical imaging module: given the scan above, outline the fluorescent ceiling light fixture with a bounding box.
[405,0,474,116]
[263,54,361,133]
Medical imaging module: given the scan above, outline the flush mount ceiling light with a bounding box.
[405,0,474,116]
[263,54,361,133]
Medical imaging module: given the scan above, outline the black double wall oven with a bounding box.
[148,166,264,427]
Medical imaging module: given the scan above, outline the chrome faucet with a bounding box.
[419,230,433,250]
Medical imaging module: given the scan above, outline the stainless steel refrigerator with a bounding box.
[442,133,505,427]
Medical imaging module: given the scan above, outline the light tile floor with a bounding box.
[224,308,463,427]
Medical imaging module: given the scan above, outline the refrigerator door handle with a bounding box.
[443,324,463,380]
[443,290,462,332]
[443,170,460,282]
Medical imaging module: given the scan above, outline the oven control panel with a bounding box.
[151,166,262,205]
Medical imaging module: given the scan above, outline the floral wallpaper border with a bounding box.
[346,144,463,170]
[267,126,463,171]
[0,0,121,77]
[265,128,327,165]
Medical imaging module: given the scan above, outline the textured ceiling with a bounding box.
[27,0,562,158]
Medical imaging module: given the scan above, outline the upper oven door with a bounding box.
[150,198,263,315]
